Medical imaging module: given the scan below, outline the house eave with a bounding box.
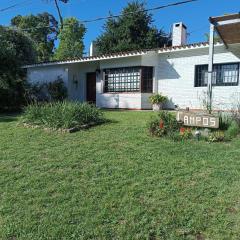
[23,42,224,69]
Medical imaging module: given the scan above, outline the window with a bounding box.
[195,63,239,87]
[103,66,153,93]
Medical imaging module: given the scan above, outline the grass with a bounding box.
[1,111,240,239]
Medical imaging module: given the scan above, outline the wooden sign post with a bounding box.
[177,111,219,129]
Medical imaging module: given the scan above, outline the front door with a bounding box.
[86,72,96,104]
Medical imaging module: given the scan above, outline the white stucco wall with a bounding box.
[27,62,99,102]
[27,65,69,85]
[26,44,240,110]
[27,65,69,97]
[156,45,240,110]
[68,62,99,101]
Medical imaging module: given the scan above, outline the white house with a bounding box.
[24,13,240,110]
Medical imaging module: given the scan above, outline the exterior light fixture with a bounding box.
[73,75,78,89]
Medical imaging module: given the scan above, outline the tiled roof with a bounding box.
[23,42,222,68]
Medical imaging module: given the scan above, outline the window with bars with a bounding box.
[195,63,239,87]
[103,66,153,93]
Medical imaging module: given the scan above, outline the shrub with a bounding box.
[149,93,168,105]
[47,78,68,101]
[168,127,193,142]
[225,121,240,139]
[0,27,36,112]
[147,111,180,137]
[218,111,232,130]
[179,127,193,139]
[207,131,225,142]
[21,101,105,130]
[148,116,165,137]
[25,77,67,103]
[231,100,240,127]
[24,82,49,103]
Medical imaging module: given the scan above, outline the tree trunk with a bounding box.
[54,0,64,29]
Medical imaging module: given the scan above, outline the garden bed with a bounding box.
[20,101,106,133]
[22,121,98,133]
[148,110,240,142]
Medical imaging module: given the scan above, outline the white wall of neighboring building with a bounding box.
[156,45,240,110]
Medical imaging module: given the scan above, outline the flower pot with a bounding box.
[152,103,163,111]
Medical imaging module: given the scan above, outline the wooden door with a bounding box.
[86,72,96,104]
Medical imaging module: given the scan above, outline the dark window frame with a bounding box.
[195,62,240,87]
[103,66,153,93]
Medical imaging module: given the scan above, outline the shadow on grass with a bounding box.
[0,113,19,123]
[82,118,119,131]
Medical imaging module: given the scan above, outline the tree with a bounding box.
[0,26,36,111]
[44,0,70,29]
[54,18,86,60]
[96,1,170,54]
[204,33,222,43]
[11,13,58,62]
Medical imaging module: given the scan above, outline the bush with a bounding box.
[21,101,105,130]
[207,131,226,142]
[0,26,36,112]
[148,116,165,137]
[179,127,193,139]
[218,111,232,130]
[231,102,240,127]
[226,121,240,139]
[148,111,179,137]
[25,78,67,103]
[47,78,68,101]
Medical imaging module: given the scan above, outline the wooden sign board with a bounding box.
[176,111,219,129]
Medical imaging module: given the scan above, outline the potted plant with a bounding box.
[149,93,168,111]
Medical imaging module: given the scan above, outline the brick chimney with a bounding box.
[172,22,187,46]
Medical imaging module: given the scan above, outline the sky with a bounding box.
[0,0,239,53]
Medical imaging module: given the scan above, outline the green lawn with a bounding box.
[1,111,240,240]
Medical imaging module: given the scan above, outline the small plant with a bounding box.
[21,101,105,130]
[169,127,193,142]
[179,127,193,139]
[149,93,168,111]
[149,93,168,105]
[147,111,180,137]
[148,117,165,137]
[200,90,214,114]
[169,132,182,142]
[207,131,225,142]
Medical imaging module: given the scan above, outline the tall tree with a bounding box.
[44,0,70,29]
[96,1,170,54]
[11,13,58,62]
[54,18,86,60]
[0,26,36,111]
